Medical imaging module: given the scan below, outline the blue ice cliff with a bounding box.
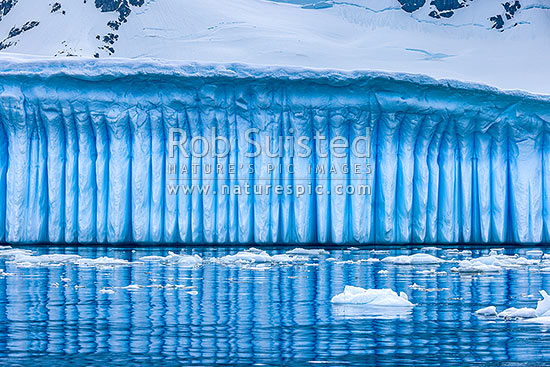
[0,59,549,244]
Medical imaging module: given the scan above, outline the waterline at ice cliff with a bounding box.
[0,58,549,245]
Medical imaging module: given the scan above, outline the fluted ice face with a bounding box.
[0,62,549,244]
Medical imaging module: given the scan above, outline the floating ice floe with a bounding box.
[421,247,441,252]
[120,284,141,290]
[451,253,539,273]
[331,286,414,307]
[0,269,15,276]
[498,307,537,319]
[416,269,447,276]
[9,254,82,267]
[140,252,203,266]
[409,283,448,292]
[526,250,544,258]
[475,306,497,316]
[286,248,329,256]
[99,288,115,295]
[451,261,501,273]
[381,253,444,265]
[0,249,34,258]
[217,248,307,264]
[75,257,136,267]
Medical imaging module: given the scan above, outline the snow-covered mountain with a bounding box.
[0,0,548,92]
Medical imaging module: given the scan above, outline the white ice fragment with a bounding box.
[421,247,441,251]
[286,248,329,256]
[331,286,414,307]
[99,288,115,294]
[378,270,389,274]
[475,306,497,316]
[536,290,550,317]
[0,269,15,276]
[382,253,444,265]
[187,290,199,296]
[61,277,71,282]
[498,307,537,319]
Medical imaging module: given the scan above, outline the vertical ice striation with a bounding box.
[0,61,549,244]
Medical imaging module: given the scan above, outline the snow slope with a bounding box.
[0,0,548,94]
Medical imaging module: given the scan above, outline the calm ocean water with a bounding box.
[1,245,550,366]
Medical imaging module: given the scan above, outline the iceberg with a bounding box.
[0,59,549,244]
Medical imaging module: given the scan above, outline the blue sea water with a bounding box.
[1,246,550,366]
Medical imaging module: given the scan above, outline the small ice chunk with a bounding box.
[140,252,203,266]
[121,284,141,290]
[382,253,444,265]
[451,260,501,273]
[378,270,389,274]
[536,290,550,317]
[286,248,329,256]
[219,250,272,263]
[331,286,414,307]
[9,254,81,266]
[61,277,71,282]
[187,290,199,296]
[270,254,308,263]
[475,306,497,316]
[421,246,441,251]
[99,288,115,294]
[362,258,380,263]
[416,269,446,276]
[527,250,544,258]
[498,307,537,319]
[75,257,133,267]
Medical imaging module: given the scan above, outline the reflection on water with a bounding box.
[1,246,550,366]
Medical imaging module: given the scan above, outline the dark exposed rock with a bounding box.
[51,2,61,13]
[398,0,426,13]
[93,0,144,57]
[490,1,521,31]
[0,0,18,22]
[0,20,39,49]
